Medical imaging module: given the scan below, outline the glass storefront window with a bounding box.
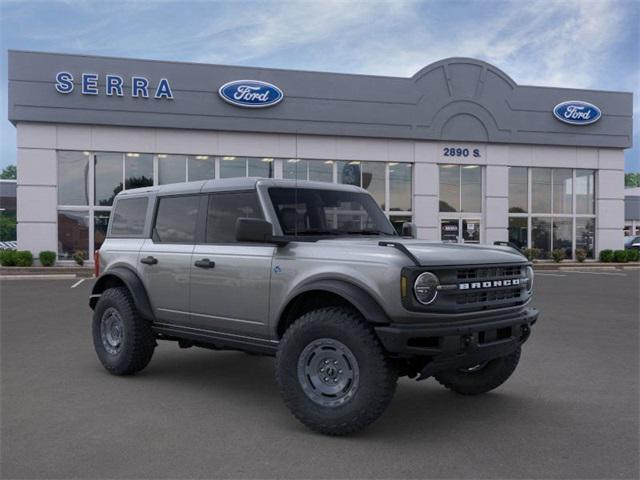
[553,169,572,214]
[95,153,123,207]
[508,217,527,250]
[462,219,480,243]
[531,217,551,259]
[552,217,572,258]
[531,168,552,213]
[362,162,386,209]
[389,163,411,212]
[576,170,595,214]
[220,156,246,178]
[308,160,333,183]
[389,215,412,236]
[94,211,110,252]
[158,154,186,185]
[188,155,215,181]
[58,151,90,205]
[124,153,153,189]
[440,218,460,243]
[439,165,459,212]
[284,159,305,179]
[338,161,362,187]
[461,165,482,213]
[576,218,596,258]
[58,210,89,260]
[508,167,528,213]
[248,158,273,178]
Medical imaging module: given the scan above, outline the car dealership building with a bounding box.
[7,50,633,262]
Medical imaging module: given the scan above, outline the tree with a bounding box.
[1,165,16,179]
[625,172,640,188]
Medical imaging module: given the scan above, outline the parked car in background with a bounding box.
[624,236,640,250]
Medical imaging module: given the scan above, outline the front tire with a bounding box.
[434,348,521,395]
[275,307,398,436]
[92,287,156,375]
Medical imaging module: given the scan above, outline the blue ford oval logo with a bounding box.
[553,100,601,125]
[218,80,283,108]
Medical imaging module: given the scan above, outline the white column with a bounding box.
[596,149,625,253]
[413,142,439,240]
[16,123,58,258]
[484,165,509,244]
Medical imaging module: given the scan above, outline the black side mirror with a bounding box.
[235,218,289,245]
[401,222,416,238]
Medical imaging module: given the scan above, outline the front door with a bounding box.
[440,217,482,244]
[139,194,201,324]
[189,191,274,339]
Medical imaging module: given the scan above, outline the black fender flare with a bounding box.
[280,279,390,325]
[89,266,155,321]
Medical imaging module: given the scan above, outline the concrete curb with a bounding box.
[0,274,80,280]
[533,262,639,270]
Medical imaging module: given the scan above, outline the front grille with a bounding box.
[457,265,522,281]
[456,287,522,306]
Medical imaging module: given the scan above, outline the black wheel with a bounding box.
[92,287,156,375]
[434,348,521,395]
[275,307,398,436]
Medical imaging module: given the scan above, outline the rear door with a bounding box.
[189,191,274,339]
[139,194,202,325]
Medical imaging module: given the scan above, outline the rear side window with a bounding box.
[206,192,263,243]
[110,197,148,236]
[153,195,200,243]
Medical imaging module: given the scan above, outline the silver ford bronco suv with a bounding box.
[90,177,538,435]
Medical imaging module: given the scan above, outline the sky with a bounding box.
[0,0,638,172]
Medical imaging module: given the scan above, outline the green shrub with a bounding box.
[14,250,34,267]
[626,249,639,262]
[575,249,587,263]
[39,250,57,267]
[613,250,628,263]
[551,249,565,263]
[0,249,17,266]
[599,249,614,262]
[523,248,541,261]
[72,250,86,266]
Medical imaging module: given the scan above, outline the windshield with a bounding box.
[268,187,397,237]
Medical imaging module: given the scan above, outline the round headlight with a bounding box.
[414,272,439,305]
[525,266,534,292]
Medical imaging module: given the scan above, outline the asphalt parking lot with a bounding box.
[1,271,638,479]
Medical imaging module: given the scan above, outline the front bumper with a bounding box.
[375,307,538,379]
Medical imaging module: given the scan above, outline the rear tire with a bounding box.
[276,307,398,436]
[92,287,156,375]
[434,348,521,395]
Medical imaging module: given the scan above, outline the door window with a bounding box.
[440,219,459,243]
[205,192,263,244]
[153,195,200,243]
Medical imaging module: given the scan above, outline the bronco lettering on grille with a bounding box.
[459,279,520,290]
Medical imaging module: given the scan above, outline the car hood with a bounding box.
[314,237,527,266]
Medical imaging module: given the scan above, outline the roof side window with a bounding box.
[206,192,263,243]
[110,197,148,236]
[153,195,201,244]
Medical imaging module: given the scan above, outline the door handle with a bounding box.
[140,256,158,265]
[194,258,215,269]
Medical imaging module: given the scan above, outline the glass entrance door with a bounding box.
[440,218,481,244]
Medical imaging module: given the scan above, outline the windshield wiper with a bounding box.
[345,230,388,235]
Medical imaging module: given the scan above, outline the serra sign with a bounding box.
[55,72,174,99]
[218,80,283,108]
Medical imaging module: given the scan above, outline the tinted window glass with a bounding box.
[188,155,215,181]
[461,165,482,213]
[58,151,89,205]
[439,165,459,212]
[58,210,89,259]
[125,153,153,190]
[110,197,148,236]
[508,167,528,213]
[531,168,552,213]
[153,195,200,243]
[206,192,263,243]
[95,153,123,207]
[158,155,186,185]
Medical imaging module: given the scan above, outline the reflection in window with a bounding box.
[158,154,187,185]
[531,217,551,259]
[462,219,480,243]
[576,170,595,214]
[94,211,110,252]
[308,160,333,182]
[509,217,527,250]
[389,215,412,236]
[362,162,386,209]
[461,165,482,213]
[248,158,273,178]
[508,167,528,213]
[153,195,200,243]
[206,192,263,243]
[389,163,411,212]
[95,153,123,207]
[219,156,246,178]
[188,155,215,181]
[338,161,362,187]
[553,169,572,214]
[284,159,305,180]
[439,165,460,212]
[58,210,89,260]
[552,217,572,257]
[284,160,333,183]
[531,168,551,213]
[125,153,153,190]
[58,151,90,205]
[576,218,595,258]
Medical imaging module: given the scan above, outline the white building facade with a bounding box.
[8,51,633,262]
